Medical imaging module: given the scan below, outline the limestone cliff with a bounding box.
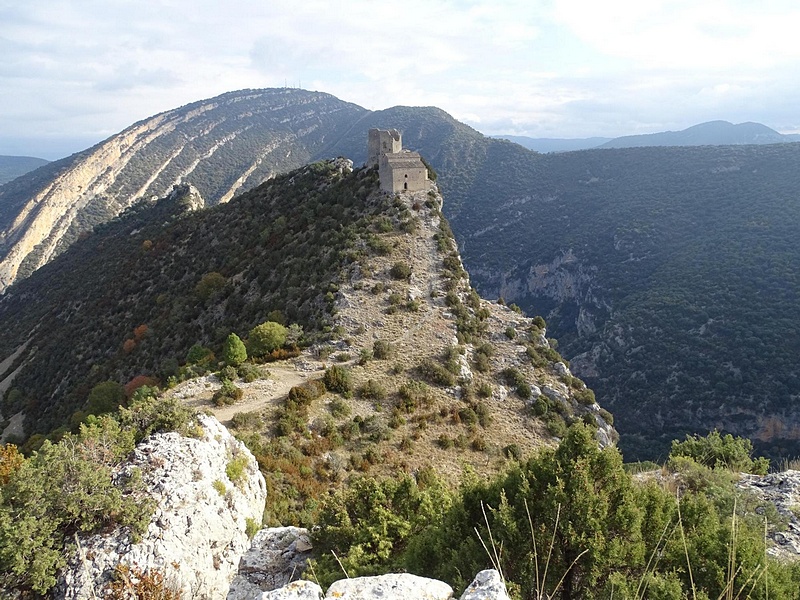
[55,414,266,599]
[0,88,365,292]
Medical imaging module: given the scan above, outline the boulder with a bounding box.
[325,573,453,599]
[227,526,313,599]
[459,570,510,600]
[262,580,324,599]
[56,413,267,599]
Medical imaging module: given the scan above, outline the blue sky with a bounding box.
[3,0,800,160]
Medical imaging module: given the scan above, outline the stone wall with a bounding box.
[367,128,401,167]
[380,151,429,193]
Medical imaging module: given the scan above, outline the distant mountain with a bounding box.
[0,155,48,185]
[492,121,800,153]
[490,135,612,153]
[599,120,796,149]
[0,89,492,293]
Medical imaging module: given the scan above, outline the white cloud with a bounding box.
[2,0,800,158]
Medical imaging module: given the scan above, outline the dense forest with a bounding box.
[444,142,800,460]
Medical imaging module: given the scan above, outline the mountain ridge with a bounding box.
[491,120,800,153]
[0,155,49,186]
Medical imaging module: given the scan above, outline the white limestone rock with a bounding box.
[56,413,267,599]
[325,573,453,599]
[552,361,570,376]
[227,526,313,599]
[262,580,324,599]
[459,570,510,600]
[542,385,566,403]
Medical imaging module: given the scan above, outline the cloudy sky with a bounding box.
[3,0,800,160]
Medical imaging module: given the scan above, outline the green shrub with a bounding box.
[323,365,352,395]
[212,479,227,496]
[473,352,491,373]
[186,344,215,366]
[195,271,226,301]
[310,475,451,588]
[669,430,769,474]
[226,454,250,486]
[358,348,373,365]
[471,436,487,452]
[231,411,262,430]
[419,358,456,387]
[502,443,522,460]
[359,379,387,401]
[573,387,596,406]
[118,396,199,441]
[218,365,238,383]
[390,261,412,280]
[545,413,568,437]
[85,381,126,416]
[237,363,262,383]
[245,517,260,539]
[475,401,492,427]
[437,434,454,449]
[373,339,393,359]
[0,418,153,594]
[286,385,313,409]
[213,381,243,406]
[397,381,431,413]
[329,397,351,418]
[248,321,288,357]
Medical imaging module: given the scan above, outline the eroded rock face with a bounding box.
[56,414,267,599]
[227,527,313,599]
[737,470,800,559]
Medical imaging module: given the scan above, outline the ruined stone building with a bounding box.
[367,128,430,194]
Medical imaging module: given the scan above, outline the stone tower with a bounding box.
[367,129,402,168]
[367,129,430,194]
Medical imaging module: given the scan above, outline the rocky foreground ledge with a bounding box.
[237,569,509,600]
[56,414,267,599]
[228,526,510,599]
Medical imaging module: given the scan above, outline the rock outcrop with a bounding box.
[227,527,314,599]
[737,469,800,559]
[253,570,510,600]
[56,414,267,599]
[459,570,511,600]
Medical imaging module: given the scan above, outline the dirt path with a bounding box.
[167,358,326,427]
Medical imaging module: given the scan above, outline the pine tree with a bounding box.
[222,333,247,366]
